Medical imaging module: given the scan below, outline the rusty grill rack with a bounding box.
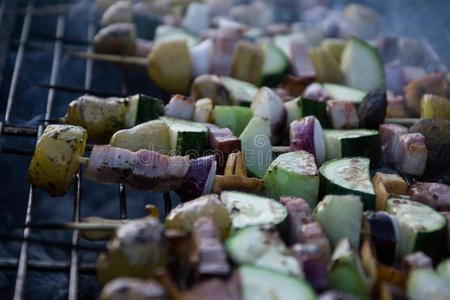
[0,1,140,299]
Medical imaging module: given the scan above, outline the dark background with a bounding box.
[0,0,449,299]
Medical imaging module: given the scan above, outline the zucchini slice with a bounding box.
[323,83,367,103]
[341,37,384,92]
[386,198,447,262]
[261,41,290,86]
[264,151,319,208]
[226,226,302,277]
[319,157,375,210]
[220,191,287,229]
[314,194,363,249]
[407,269,450,300]
[123,94,164,128]
[239,117,272,178]
[213,105,253,136]
[299,98,327,128]
[221,76,259,107]
[239,265,316,300]
[329,239,370,299]
[322,129,380,165]
[437,258,450,280]
[159,116,207,157]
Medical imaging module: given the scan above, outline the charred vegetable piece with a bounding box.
[323,129,380,166]
[395,133,427,176]
[299,222,331,260]
[386,91,407,118]
[371,172,408,211]
[379,124,408,166]
[239,117,273,178]
[261,41,289,86]
[191,217,230,277]
[213,105,252,136]
[226,226,303,277]
[99,277,167,300]
[406,269,450,300]
[164,94,195,120]
[299,97,327,128]
[239,265,316,300]
[85,146,190,192]
[165,194,231,239]
[362,211,399,265]
[289,116,326,166]
[204,124,241,174]
[322,83,366,103]
[220,76,259,106]
[404,72,447,117]
[159,117,208,158]
[109,120,170,154]
[251,87,287,143]
[326,100,359,129]
[328,239,370,299]
[314,195,363,249]
[319,157,375,210]
[291,243,329,293]
[97,218,165,285]
[401,251,432,278]
[149,39,191,94]
[64,95,127,143]
[280,196,313,245]
[176,155,216,202]
[421,94,450,120]
[193,98,214,123]
[357,89,387,130]
[231,41,264,86]
[310,47,344,84]
[409,118,450,177]
[94,23,136,56]
[264,151,319,208]
[341,37,384,92]
[409,181,450,211]
[220,191,287,229]
[27,125,87,197]
[190,75,233,106]
[212,175,264,194]
[386,198,447,262]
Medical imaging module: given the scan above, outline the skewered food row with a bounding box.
[87,184,450,299]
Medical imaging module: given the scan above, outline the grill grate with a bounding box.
[0,1,131,299]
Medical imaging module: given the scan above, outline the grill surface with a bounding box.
[0,1,159,299]
[0,0,449,299]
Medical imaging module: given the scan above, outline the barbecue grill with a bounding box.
[0,0,449,299]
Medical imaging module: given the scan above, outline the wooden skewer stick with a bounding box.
[384,118,420,126]
[70,52,148,67]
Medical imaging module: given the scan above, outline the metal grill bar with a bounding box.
[13,9,65,300]
[4,3,32,124]
[0,258,96,274]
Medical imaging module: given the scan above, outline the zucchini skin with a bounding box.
[300,98,328,128]
[319,158,375,211]
[135,95,164,125]
[175,131,207,158]
[340,134,380,168]
[413,224,448,263]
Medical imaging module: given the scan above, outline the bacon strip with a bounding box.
[85,145,190,192]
